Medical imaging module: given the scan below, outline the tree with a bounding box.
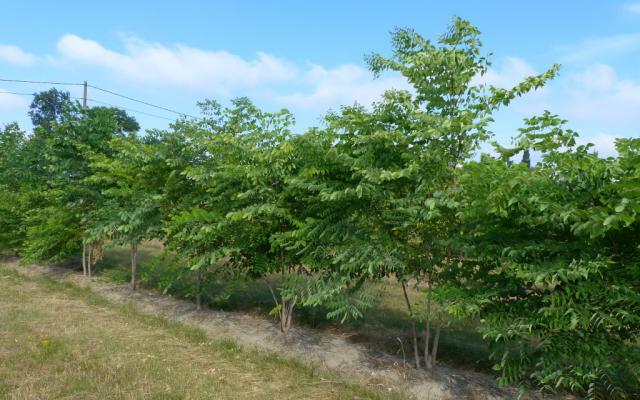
[162,99,290,315]
[285,17,558,369]
[28,88,71,131]
[21,104,128,267]
[87,106,140,134]
[452,112,640,398]
[0,123,29,250]
[86,134,164,289]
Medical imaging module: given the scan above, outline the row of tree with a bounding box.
[0,18,638,399]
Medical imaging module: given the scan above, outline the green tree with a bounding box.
[87,106,140,134]
[86,134,164,289]
[28,88,71,131]
[285,17,558,369]
[0,123,29,250]
[162,99,281,312]
[21,104,129,268]
[453,112,640,398]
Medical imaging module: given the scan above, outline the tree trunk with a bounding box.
[278,252,294,333]
[424,320,432,369]
[130,242,138,290]
[281,298,296,332]
[195,269,202,310]
[431,324,441,366]
[82,243,87,277]
[402,281,420,368]
[424,279,433,369]
[87,244,92,278]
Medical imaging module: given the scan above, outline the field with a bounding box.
[0,265,402,400]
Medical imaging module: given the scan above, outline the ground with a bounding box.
[0,254,515,400]
[0,265,401,400]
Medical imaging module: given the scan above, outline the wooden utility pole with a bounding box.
[82,81,88,109]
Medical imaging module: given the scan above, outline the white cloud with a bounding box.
[576,133,619,157]
[0,90,29,110]
[626,2,640,13]
[474,57,551,114]
[474,57,537,88]
[560,33,640,62]
[277,64,409,109]
[53,34,298,94]
[564,64,640,124]
[6,34,636,134]
[0,45,36,66]
[51,34,411,109]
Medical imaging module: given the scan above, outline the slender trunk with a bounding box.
[195,269,202,310]
[424,319,432,369]
[424,279,433,369]
[82,243,87,277]
[432,324,441,366]
[402,281,420,368]
[283,297,296,332]
[87,244,92,278]
[130,242,138,290]
[278,251,294,333]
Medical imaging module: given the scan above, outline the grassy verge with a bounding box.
[0,266,404,400]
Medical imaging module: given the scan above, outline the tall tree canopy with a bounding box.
[28,88,71,130]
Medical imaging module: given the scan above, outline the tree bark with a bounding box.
[432,324,441,366]
[82,243,87,277]
[87,244,92,278]
[130,242,138,290]
[195,269,202,310]
[278,252,295,333]
[402,281,420,369]
[424,279,433,369]
[282,298,296,332]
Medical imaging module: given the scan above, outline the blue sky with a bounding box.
[1,1,639,156]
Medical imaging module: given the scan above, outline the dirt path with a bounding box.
[1,258,514,400]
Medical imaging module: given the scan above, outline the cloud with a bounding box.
[564,64,640,124]
[474,57,537,88]
[53,34,298,94]
[626,2,640,13]
[50,33,410,109]
[576,133,619,157]
[0,45,36,66]
[0,90,29,110]
[277,64,409,109]
[474,57,551,114]
[559,33,640,63]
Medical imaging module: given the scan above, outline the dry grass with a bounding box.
[0,268,403,400]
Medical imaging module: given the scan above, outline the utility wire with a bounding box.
[0,90,86,103]
[88,84,196,118]
[0,90,37,96]
[0,78,84,86]
[87,98,175,121]
[1,77,196,119]
[0,91,177,121]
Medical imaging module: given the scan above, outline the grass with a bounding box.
[0,266,405,400]
[96,241,493,373]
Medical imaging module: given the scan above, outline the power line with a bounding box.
[0,78,84,86]
[87,98,175,121]
[1,77,196,119]
[0,91,177,121]
[0,90,87,103]
[0,90,37,96]
[88,84,196,118]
